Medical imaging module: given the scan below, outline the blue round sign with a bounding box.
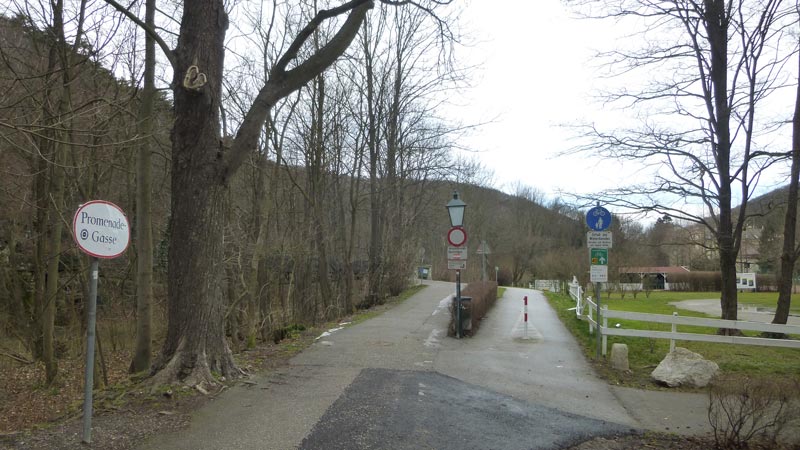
[586,206,611,231]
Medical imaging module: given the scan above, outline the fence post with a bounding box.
[670,312,677,352]
[602,305,608,356]
[588,296,593,334]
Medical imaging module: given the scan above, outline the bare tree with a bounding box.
[104,0,454,386]
[772,17,800,330]
[568,0,794,326]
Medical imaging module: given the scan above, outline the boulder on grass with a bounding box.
[610,343,629,371]
[651,347,719,388]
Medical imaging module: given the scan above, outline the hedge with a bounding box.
[448,280,498,337]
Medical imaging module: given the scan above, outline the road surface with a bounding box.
[137,281,708,449]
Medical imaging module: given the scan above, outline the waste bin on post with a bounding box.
[459,296,472,335]
[417,265,431,280]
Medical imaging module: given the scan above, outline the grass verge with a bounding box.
[545,290,800,390]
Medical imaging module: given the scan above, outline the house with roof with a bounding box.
[619,266,692,291]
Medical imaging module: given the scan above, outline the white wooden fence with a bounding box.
[567,279,800,356]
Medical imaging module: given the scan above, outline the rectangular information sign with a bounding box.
[448,260,467,270]
[590,248,608,265]
[447,247,468,260]
[587,231,613,249]
[590,265,608,282]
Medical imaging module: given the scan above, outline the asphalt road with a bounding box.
[137,281,703,450]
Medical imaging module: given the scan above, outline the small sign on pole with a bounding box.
[448,260,467,270]
[73,200,130,444]
[587,231,613,249]
[590,265,608,283]
[447,226,467,247]
[447,246,468,260]
[586,206,612,231]
[590,248,608,266]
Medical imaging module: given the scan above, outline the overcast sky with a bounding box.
[451,1,793,206]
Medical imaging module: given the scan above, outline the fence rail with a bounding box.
[566,279,800,356]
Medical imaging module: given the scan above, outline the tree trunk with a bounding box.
[773,45,800,328]
[150,1,238,386]
[706,0,738,325]
[130,0,156,374]
[364,24,383,306]
[310,75,333,316]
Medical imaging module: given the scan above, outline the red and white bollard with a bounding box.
[523,295,528,338]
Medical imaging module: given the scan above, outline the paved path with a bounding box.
[137,282,710,449]
[671,299,800,325]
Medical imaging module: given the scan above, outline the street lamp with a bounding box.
[446,190,467,338]
[446,191,466,227]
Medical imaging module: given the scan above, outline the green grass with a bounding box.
[602,290,800,315]
[546,291,800,390]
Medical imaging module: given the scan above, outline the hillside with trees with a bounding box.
[0,4,590,400]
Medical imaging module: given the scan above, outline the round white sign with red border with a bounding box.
[73,200,130,259]
[447,226,467,247]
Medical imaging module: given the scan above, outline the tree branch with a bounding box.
[220,0,374,184]
[101,0,176,71]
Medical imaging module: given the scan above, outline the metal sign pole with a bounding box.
[595,281,601,359]
[82,257,99,444]
[456,269,462,338]
[481,241,487,281]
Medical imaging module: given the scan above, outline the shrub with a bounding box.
[708,375,800,449]
[496,268,512,287]
[755,273,777,292]
[670,271,722,292]
[448,281,498,337]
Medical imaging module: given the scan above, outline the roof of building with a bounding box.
[619,266,691,274]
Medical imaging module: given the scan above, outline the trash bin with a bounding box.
[459,296,472,333]
[417,266,431,280]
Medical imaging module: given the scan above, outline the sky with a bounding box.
[450,1,793,207]
[451,0,627,200]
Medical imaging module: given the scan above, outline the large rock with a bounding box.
[610,343,629,371]
[651,347,719,388]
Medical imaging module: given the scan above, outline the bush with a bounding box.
[448,281,498,337]
[755,273,777,292]
[708,375,800,449]
[670,271,722,292]
[496,268,512,287]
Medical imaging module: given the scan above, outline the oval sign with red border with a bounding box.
[73,200,130,259]
[447,226,467,247]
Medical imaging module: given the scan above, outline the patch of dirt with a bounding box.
[567,433,712,450]
[0,335,311,450]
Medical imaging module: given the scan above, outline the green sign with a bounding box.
[590,248,608,266]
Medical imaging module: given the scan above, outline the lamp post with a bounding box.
[447,191,467,338]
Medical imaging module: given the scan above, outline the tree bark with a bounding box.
[705,0,738,325]
[363,20,383,306]
[773,43,800,328]
[130,0,156,374]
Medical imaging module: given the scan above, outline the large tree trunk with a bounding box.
[150,1,238,386]
[130,0,156,374]
[706,0,738,325]
[773,46,800,328]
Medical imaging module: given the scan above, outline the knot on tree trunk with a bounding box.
[182,65,207,91]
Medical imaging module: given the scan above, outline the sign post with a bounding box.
[477,241,490,281]
[446,226,468,338]
[587,203,612,359]
[73,201,130,444]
